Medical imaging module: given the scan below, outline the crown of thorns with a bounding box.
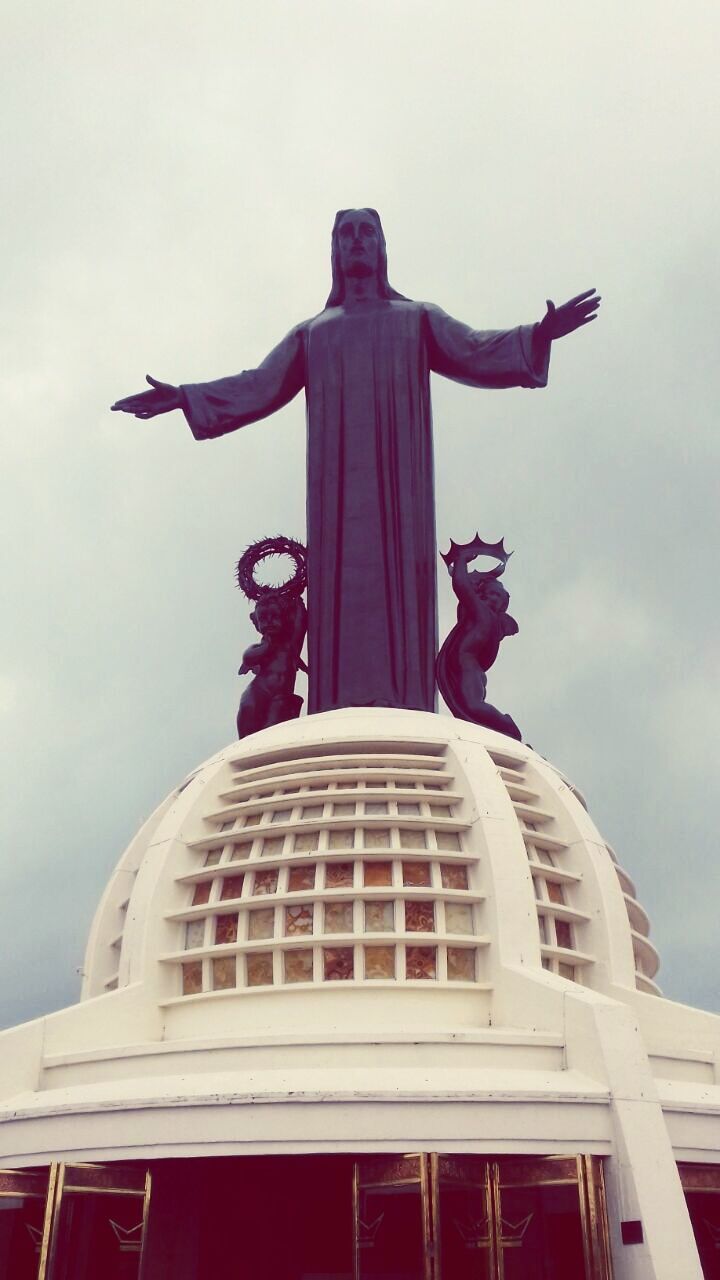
[236,536,307,601]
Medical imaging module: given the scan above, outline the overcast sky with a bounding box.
[2,1,718,1028]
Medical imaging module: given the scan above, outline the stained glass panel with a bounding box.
[399,828,426,849]
[363,828,391,849]
[288,864,316,891]
[192,881,212,906]
[248,908,275,940]
[364,900,394,932]
[285,904,314,935]
[440,863,469,890]
[365,945,395,979]
[445,903,474,935]
[328,829,354,849]
[220,874,245,901]
[547,881,565,905]
[294,831,319,852]
[212,956,236,989]
[302,804,324,819]
[270,809,292,824]
[204,848,223,866]
[324,901,353,933]
[182,961,203,995]
[325,862,354,888]
[231,842,253,860]
[214,914,238,945]
[364,861,392,886]
[284,949,313,983]
[404,900,435,932]
[261,836,284,857]
[184,919,205,949]
[397,802,420,815]
[403,861,431,887]
[436,831,461,851]
[246,952,274,986]
[253,869,279,895]
[447,947,476,981]
[333,802,356,816]
[323,947,354,980]
[365,801,388,815]
[555,919,574,949]
[406,945,436,980]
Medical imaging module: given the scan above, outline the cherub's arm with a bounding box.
[238,636,273,675]
[501,613,519,638]
[449,553,478,612]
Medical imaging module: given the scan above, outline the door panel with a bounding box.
[44,1163,150,1280]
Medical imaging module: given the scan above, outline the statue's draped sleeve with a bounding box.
[180,326,306,440]
[424,304,550,389]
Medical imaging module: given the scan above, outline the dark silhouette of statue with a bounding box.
[235,538,307,739]
[436,537,521,741]
[112,209,600,717]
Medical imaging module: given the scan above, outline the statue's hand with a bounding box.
[111,375,182,418]
[539,289,601,341]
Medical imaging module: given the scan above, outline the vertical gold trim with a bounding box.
[137,1169,152,1275]
[490,1161,502,1280]
[42,1161,67,1280]
[352,1161,360,1280]
[37,1162,58,1280]
[420,1154,433,1280]
[429,1153,440,1280]
[577,1154,595,1279]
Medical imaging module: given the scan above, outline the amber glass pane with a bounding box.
[325,862,354,888]
[220,874,245,901]
[284,949,313,983]
[248,908,275,940]
[555,919,573,949]
[405,946,436,979]
[323,947,354,980]
[440,863,468,890]
[404,900,435,932]
[214,914,238,945]
[302,804,324,819]
[270,808,292,824]
[399,828,426,849]
[402,861,431,887]
[364,900,394,932]
[364,946,395,979]
[285,904,314,935]
[288,864,316,891]
[558,962,576,981]
[365,801,388,815]
[445,903,474,935]
[253,869,278,895]
[364,861,392,886]
[447,947,476,981]
[324,901,353,933]
[192,881,212,906]
[182,961,203,995]
[547,881,565,904]
[212,956,236,990]
[204,848,223,865]
[246,952,273,986]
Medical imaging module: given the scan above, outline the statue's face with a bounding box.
[254,598,284,635]
[483,582,508,615]
[336,210,380,279]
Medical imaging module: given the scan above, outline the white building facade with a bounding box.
[1,708,719,1278]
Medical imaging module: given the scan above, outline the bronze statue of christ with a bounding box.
[113,209,600,715]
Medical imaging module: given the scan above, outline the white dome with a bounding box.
[82,707,660,1042]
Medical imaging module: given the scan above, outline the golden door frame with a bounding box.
[0,1162,151,1280]
[353,1153,612,1280]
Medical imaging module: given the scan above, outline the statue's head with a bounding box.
[251,595,288,637]
[325,208,407,307]
[475,578,510,615]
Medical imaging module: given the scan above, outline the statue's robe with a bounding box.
[181,300,549,714]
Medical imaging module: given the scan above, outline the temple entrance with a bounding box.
[354,1154,611,1280]
[1,1153,610,1279]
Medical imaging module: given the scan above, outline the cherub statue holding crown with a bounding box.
[436,536,521,741]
